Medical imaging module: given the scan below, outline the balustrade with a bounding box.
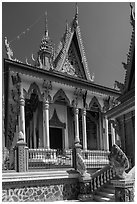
[81,150,110,168]
[28,149,73,169]
[91,165,116,193]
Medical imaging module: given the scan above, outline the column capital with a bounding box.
[43,100,49,110]
[74,107,79,115]
[19,97,25,106]
[82,108,86,116]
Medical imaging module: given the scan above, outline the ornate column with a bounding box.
[74,107,80,144]
[82,108,87,150]
[110,120,116,146]
[43,100,50,149]
[19,96,26,143]
[13,74,28,172]
[105,116,109,151]
[73,88,82,145]
[99,112,103,149]
[42,79,52,149]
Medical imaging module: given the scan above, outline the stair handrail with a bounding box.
[91,164,116,193]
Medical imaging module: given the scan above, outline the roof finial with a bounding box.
[75,3,78,22]
[45,11,49,38]
[130,3,135,27]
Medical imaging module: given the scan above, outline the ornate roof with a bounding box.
[53,4,94,81]
[115,3,135,95]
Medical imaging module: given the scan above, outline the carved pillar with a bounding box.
[74,107,80,144]
[14,131,28,172]
[111,179,134,202]
[105,116,109,151]
[82,108,87,150]
[42,79,52,149]
[99,112,103,149]
[111,121,116,146]
[19,97,26,142]
[43,100,50,149]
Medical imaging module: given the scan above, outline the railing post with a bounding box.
[111,179,135,202]
[14,131,28,172]
[74,143,93,201]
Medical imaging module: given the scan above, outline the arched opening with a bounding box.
[25,84,43,149]
[79,111,99,150]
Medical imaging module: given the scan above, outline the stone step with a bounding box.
[101,186,115,194]
[96,190,115,199]
[93,194,113,202]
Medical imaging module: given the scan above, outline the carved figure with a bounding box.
[76,152,87,176]
[108,144,129,179]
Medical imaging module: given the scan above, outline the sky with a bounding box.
[2,2,134,88]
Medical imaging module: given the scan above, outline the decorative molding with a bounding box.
[89,96,101,110]
[53,89,70,105]
[42,79,52,102]
[72,88,82,108]
[27,82,42,101]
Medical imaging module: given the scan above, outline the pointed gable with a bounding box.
[54,6,93,81]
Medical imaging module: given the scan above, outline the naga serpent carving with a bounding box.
[108,144,130,179]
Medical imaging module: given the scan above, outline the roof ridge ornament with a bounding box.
[65,20,69,33]
[4,37,14,60]
[75,2,78,23]
[130,3,135,27]
[72,3,79,29]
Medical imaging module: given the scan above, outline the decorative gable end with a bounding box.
[54,4,94,81]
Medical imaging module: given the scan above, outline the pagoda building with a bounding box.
[3,6,120,162]
[2,4,135,202]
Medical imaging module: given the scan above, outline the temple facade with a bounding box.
[2,4,135,202]
[3,6,120,166]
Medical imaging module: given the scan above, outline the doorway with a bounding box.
[50,127,63,150]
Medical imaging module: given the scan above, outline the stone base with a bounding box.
[2,171,80,202]
[78,194,93,201]
[111,179,135,202]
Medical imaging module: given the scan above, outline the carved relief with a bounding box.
[7,74,21,150]
[42,79,52,102]
[61,55,77,76]
[72,88,82,108]
[53,89,70,105]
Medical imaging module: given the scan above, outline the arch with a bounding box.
[53,89,70,106]
[26,82,42,101]
[89,96,101,110]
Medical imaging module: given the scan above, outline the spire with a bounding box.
[45,11,49,38]
[75,3,78,23]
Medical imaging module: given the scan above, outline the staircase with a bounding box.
[93,182,115,202]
